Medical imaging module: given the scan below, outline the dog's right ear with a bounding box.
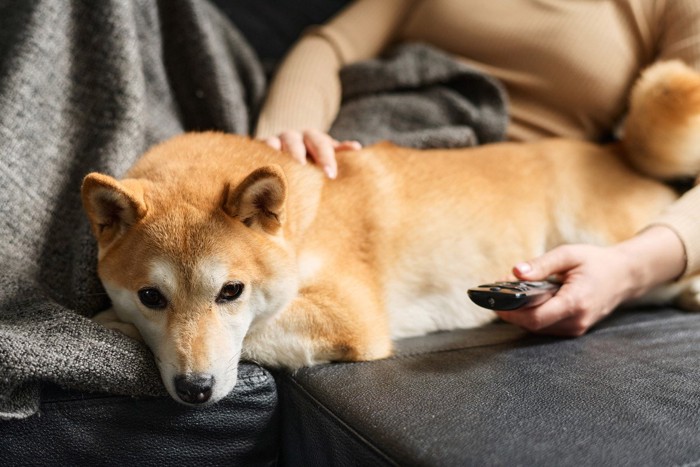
[81,173,147,245]
[223,165,287,235]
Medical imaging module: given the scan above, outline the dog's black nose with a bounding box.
[174,374,214,404]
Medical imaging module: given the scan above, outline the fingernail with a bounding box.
[514,262,532,274]
[324,165,337,179]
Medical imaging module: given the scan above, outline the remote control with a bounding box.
[467,281,561,311]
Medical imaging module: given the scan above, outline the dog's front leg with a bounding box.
[92,308,144,342]
[243,280,393,369]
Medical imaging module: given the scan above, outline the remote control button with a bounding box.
[502,285,527,291]
[489,287,501,291]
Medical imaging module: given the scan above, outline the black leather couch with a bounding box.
[278,308,700,465]
[4,2,700,465]
[0,365,280,466]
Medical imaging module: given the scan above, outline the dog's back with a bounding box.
[315,138,678,337]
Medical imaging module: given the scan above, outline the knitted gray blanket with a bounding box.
[331,42,508,148]
[0,0,265,419]
[0,2,508,419]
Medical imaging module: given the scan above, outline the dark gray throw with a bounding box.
[0,0,508,419]
[331,42,509,148]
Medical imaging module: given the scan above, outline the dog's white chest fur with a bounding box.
[385,275,496,339]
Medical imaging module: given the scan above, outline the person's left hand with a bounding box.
[494,244,638,337]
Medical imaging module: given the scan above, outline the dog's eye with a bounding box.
[217,282,244,303]
[138,287,168,309]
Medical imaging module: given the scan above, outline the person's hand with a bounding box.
[495,226,686,337]
[495,244,637,337]
[263,129,362,179]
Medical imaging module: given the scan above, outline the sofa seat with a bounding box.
[278,308,700,466]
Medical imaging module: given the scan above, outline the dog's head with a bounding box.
[82,160,298,405]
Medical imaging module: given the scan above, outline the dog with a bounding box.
[82,60,700,406]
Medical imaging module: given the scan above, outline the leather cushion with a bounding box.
[0,363,279,466]
[278,308,700,465]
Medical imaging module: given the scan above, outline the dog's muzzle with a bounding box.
[174,373,215,404]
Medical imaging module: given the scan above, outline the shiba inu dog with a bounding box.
[82,61,700,406]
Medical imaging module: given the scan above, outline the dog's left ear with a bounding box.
[81,173,147,246]
[224,165,287,235]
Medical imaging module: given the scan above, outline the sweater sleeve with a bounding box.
[255,0,417,138]
[647,0,700,277]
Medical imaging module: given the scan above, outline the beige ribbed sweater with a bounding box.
[256,0,700,276]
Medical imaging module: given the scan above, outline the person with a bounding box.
[253,0,700,337]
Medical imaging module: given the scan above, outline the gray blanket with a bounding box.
[0,0,265,419]
[332,42,508,148]
[0,1,508,419]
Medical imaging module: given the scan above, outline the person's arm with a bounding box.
[655,0,700,67]
[255,0,416,177]
[499,1,700,336]
[497,226,685,337]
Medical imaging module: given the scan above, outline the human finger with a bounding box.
[533,314,593,337]
[334,140,362,151]
[513,245,583,281]
[496,278,601,337]
[263,136,282,151]
[495,292,573,333]
[279,130,308,165]
[303,130,338,179]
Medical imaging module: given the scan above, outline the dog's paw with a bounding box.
[92,308,144,342]
[674,276,700,312]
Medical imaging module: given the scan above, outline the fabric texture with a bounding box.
[0,0,265,419]
[330,42,508,148]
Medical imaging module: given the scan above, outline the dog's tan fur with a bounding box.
[624,60,700,178]
[83,61,700,405]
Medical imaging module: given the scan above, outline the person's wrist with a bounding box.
[609,242,649,302]
[613,225,686,300]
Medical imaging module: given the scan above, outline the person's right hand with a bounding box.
[495,225,686,337]
[262,129,361,179]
